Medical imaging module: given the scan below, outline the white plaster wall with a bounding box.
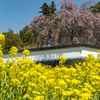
[3,47,82,63]
[28,47,82,61]
[82,47,100,58]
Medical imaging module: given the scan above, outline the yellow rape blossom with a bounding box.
[23,94,32,100]
[23,49,30,56]
[34,96,44,100]
[0,34,5,50]
[9,46,18,57]
[0,50,3,56]
[59,56,67,67]
[0,50,100,100]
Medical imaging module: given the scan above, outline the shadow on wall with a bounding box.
[36,58,85,67]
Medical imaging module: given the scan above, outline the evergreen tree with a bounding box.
[91,2,100,13]
[39,1,56,16]
[50,1,56,14]
[39,3,50,16]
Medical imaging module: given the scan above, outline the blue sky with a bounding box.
[0,0,100,34]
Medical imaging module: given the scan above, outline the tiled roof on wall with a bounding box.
[3,44,100,54]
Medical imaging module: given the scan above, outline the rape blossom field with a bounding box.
[0,34,100,100]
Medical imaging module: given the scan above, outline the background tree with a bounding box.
[20,25,34,45]
[31,0,100,47]
[39,1,56,16]
[50,1,56,14]
[39,2,50,16]
[3,29,22,51]
[91,2,100,13]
